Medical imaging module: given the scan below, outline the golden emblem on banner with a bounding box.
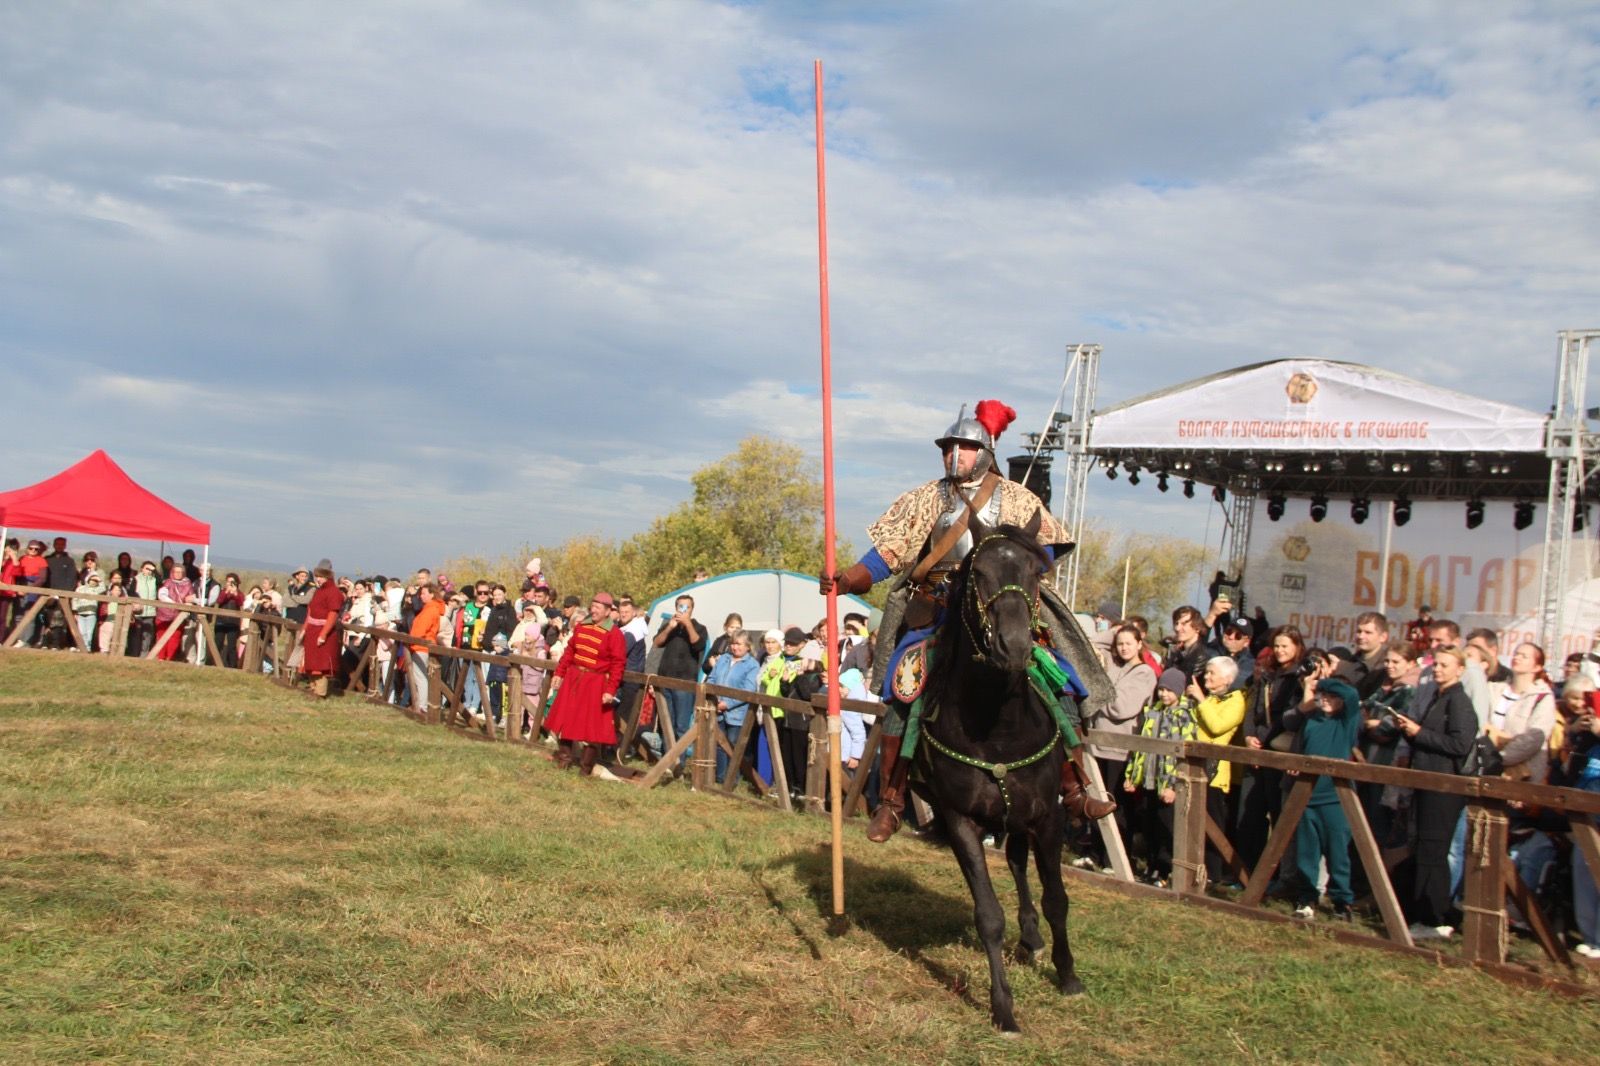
[1285,372,1319,404]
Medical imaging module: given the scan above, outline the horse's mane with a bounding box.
[924,522,1049,705]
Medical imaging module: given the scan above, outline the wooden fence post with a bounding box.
[1460,801,1509,964]
[763,712,792,813]
[426,656,442,725]
[804,709,828,816]
[1170,754,1210,895]
[692,682,714,791]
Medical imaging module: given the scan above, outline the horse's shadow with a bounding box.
[760,843,989,1012]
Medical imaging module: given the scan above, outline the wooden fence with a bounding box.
[5,579,1597,991]
[1079,728,1600,990]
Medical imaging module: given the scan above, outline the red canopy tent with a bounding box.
[0,450,212,592]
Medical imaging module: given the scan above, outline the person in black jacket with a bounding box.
[1391,645,1477,938]
[1234,626,1312,872]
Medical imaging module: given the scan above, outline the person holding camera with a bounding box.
[1283,677,1364,920]
[1389,645,1477,939]
[653,594,708,768]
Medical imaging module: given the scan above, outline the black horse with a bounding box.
[910,510,1083,1031]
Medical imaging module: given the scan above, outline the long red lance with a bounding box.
[814,59,845,916]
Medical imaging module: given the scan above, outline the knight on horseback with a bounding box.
[821,398,1118,842]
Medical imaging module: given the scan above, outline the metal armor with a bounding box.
[927,478,1002,571]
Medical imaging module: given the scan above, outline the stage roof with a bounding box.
[1087,359,1551,500]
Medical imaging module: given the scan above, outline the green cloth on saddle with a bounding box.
[897,639,1082,760]
[1026,645,1082,749]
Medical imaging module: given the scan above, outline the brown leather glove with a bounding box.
[820,562,874,597]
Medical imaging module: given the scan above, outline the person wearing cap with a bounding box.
[1122,668,1199,886]
[1281,677,1365,920]
[282,566,316,678]
[1216,613,1256,690]
[300,560,346,699]
[545,592,626,775]
[818,398,1114,842]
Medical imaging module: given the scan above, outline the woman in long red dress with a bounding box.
[544,592,625,775]
[300,560,346,698]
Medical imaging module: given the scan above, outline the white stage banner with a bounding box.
[1242,499,1599,658]
[1092,359,1547,453]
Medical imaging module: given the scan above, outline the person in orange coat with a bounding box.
[545,592,626,775]
[300,559,346,699]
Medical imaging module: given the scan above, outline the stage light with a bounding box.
[1328,456,1346,474]
[1513,501,1535,530]
[1366,454,1384,473]
[1182,479,1195,499]
[1242,456,1260,472]
[1394,498,1412,526]
[1213,485,1227,504]
[1157,472,1170,492]
[1351,497,1370,524]
[1463,455,1482,475]
[1106,465,1118,480]
[1267,494,1286,521]
[1128,469,1141,486]
[1465,498,1484,530]
[1428,457,1446,476]
[1309,494,1329,522]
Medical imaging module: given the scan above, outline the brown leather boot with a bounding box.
[866,744,911,843]
[553,741,575,770]
[578,743,599,776]
[1062,748,1117,820]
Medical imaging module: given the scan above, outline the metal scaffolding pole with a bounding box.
[1057,344,1101,609]
[1221,483,1257,602]
[1539,329,1600,655]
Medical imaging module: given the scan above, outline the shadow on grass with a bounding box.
[760,843,986,1014]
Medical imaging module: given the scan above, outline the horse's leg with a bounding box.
[941,808,1020,1032]
[1006,829,1044,965]
[1033,799,1085,996]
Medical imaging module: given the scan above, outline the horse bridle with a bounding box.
[960,531,1043,663]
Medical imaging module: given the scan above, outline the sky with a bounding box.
[2,1,1598,576]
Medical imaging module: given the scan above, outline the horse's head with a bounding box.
[958,510,1059,674]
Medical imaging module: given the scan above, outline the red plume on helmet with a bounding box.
[973,400,1017,441]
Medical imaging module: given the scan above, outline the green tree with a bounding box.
[441,436,848,606]
[1067,522,1210,633]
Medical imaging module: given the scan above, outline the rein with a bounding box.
[960,531,1043,663]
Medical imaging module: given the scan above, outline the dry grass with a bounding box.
[2,651,1598,1064]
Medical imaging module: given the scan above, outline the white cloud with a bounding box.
[1,1,1597,573]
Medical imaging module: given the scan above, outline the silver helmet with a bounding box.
[935,404,996,481]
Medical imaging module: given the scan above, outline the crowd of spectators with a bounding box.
[9,535,1600,957]
[1084,591,1600,956]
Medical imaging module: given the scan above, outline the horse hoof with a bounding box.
[1058,974,1086,997]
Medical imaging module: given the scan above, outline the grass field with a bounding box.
[3,652,1598,1064]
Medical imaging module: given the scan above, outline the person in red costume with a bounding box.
[545,592,627,776]
[301,560,346,698]
[821,399,1117,843]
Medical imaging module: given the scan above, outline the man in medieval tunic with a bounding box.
[822,399,1117,842]
[545,591,627,776]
